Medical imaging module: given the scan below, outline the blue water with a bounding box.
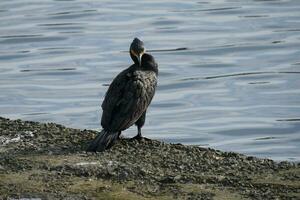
[0,0,300,161]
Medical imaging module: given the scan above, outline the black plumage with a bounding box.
[87,38,158,152]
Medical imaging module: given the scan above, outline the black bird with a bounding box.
[87,38,158,152]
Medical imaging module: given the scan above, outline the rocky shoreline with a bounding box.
[0,117,299,199]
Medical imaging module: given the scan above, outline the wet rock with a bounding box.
[0,117,299,200]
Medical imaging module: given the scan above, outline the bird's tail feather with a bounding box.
[86,130,119,152]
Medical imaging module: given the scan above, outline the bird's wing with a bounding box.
[101,70,157,131]
[100,68,129,128]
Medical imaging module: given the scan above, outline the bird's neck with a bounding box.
[130,51,139,66]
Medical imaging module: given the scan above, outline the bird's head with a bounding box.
[130,38,145,67]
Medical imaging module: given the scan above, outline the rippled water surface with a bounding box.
[1,0,300,161]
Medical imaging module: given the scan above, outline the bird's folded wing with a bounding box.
[101,69,128,129]
[102,70,157,131]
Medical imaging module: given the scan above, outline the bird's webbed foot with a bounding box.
[131,127,151,141]
[131,135,151,141]
[131,134,143,140]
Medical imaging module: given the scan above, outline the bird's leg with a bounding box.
[132,126,143,140]
[133,126,151,141]
[132,112,146,140]
[137,126,142,138]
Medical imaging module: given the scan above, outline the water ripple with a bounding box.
[0,0,300,161]
[176,71,299,81]
[0,36,67,44]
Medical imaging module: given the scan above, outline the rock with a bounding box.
[0,117,299,200]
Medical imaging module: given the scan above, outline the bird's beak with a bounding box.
[137,53,142,67]
[131,49,144,67]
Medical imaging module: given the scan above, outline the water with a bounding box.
[0,0,300,161]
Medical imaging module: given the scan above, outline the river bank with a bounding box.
[0,117,299,199]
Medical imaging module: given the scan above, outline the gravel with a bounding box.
[0,117,299,200]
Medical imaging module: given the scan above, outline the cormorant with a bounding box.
[87,38,158,152]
